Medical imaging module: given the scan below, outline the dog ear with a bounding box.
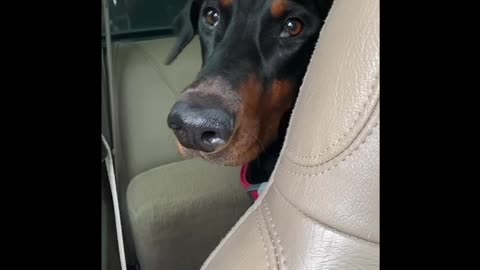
[165,0,202,65]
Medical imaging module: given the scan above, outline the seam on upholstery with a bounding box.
[261,205,280,270]
[133,44,179,99]
[264,201,287,269]
[287,122,379,177]
[285,73,379,159]
[200,199,267,269]
[272,184,378,245]
[255,209,271,270]
[287,97,379,168]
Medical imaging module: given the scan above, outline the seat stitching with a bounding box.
[272,184,378,245]
[286,96,379,168]
[285,73,379,159]
[255,209,271,270]
[260,205,280,270]
[133,44,179,99]
[264,201,287,269]
[286,122,378,177]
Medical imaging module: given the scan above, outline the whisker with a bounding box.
[240,131,264,167]
[244,131,265,153]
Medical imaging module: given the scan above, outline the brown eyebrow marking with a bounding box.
[271,0,288,18]
[220,0,233,8]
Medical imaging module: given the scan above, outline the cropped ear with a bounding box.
[165,0,202,65]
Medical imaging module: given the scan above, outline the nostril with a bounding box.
[201,131,225,146]
[168,100,234,152]
[167,114,182,130]
[174,128,186,137]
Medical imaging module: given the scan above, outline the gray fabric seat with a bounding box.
[127,159,251,270]
[113,37,202,181]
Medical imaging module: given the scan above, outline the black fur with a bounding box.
[166,0,333,180]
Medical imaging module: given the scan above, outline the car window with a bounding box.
[102,0,188,41]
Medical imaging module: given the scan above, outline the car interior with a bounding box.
[101,0,379,269]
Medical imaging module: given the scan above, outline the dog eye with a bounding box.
[280,18,304,38]
[203,7,220,27]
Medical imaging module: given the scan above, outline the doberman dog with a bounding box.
[166,0,333,184]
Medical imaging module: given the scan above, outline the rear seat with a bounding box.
[113,37,201,180]
[127,159,250,270]
[114,37,251,270]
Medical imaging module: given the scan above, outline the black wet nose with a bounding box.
[167,101,235,152]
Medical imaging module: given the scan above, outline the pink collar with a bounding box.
[240,163,259,200]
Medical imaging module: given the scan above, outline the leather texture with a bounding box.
[201,0,380,268]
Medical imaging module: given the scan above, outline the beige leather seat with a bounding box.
[200,0,379,268]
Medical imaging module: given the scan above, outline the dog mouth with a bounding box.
[175,123,266,166]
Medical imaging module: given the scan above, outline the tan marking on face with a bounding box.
[258,79,296,145]
[220,0,233,8]
[271,0,288,18]
[191,76,296,166]
[176,140,191,159]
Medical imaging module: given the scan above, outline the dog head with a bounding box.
[166,0,331,166]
